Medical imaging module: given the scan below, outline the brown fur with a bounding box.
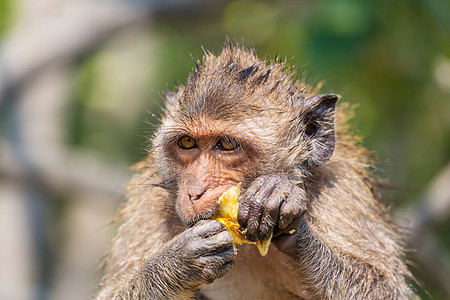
[95,43,414,299]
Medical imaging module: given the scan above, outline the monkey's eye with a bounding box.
[177,135,198,149]
[216,136,239,151]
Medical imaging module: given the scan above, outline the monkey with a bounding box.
[95,43,415,299]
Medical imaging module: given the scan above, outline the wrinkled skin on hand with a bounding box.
[237,175,308,255]
[154,220,236,288]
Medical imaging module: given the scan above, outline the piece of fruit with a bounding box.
[212,183,272,256]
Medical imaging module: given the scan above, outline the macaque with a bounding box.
[95,43,414,299]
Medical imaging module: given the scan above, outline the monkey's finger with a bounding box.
[209,260,235,283]
[244,177,281,242]
[237,176,266,228]
[279,201,303,229]
[279,185,307,229]
[279,202,300,229]
[191,230,233,256]
[204,231,234,253]
[192,219,226,238]
[201,249,235,283]
[216,259,235,279]
[258,184,288,241]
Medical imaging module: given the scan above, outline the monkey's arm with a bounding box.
[280,216,410,299]
[238,172,413,299]
[97,220,235,300]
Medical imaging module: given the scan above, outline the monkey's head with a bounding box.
[153,44,339,224]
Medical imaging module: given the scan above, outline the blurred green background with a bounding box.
[0,0,449,299]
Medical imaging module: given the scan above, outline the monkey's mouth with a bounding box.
[184,210,217,227]
[177,185,236,225]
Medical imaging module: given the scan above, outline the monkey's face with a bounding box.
[160,117,265,225]
[154,90,339,225]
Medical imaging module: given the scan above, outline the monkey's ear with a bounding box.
[163,90,178,107]
[300,93,340,167]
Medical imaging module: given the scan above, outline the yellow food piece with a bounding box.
[213,183,272,256]
[289,229,296,234]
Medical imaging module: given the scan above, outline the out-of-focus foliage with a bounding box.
[0,0,14,37]
[2,0,447,299]
[69,39,157,164]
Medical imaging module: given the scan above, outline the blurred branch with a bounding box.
[0,0,225,108]
[0,138,130,200]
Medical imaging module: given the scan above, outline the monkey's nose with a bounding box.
[188,190,206,202]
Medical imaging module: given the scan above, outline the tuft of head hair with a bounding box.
[165,42,318,121]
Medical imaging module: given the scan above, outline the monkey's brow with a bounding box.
[165,131,242,143]
[163,131,186,144]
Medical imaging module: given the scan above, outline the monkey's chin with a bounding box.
[177,209,215,227]
[176,201,218,226]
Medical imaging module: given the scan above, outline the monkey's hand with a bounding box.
[141,220,235,297]
[237,175,307,255]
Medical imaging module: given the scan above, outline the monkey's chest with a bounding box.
[199,245,309,300]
